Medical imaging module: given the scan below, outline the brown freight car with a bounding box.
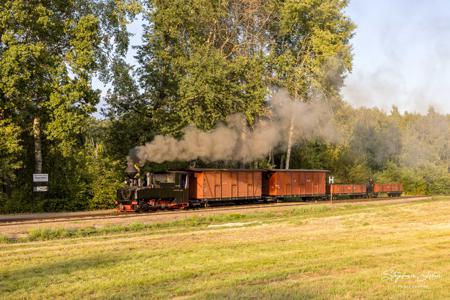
[188,169,263,204]
[330,184,367,198]
[263,169,329,200]
[373,183,403,197]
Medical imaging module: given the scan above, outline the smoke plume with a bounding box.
[130,90,337,164]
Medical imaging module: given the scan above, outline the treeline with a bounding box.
[0,1,448,213]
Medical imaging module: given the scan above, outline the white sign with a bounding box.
[33,174,48,182]
[328,176,334,184]
[34,186,48,192]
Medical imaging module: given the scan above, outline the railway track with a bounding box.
[0,196,431,227]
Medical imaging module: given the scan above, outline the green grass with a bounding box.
[0,203,395,243]
[0,205,356,243]
[0,197,449,299]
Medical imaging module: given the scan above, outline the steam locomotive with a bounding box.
[116,162,403,212]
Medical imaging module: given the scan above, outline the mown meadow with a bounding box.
[1,197,449,299]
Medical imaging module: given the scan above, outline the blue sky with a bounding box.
[95,0,450,115]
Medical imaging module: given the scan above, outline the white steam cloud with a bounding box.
[130,90,337,164]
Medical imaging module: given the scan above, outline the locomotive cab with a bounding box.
[117,170,190,212]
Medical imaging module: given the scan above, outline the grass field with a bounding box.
[1,197,449,299]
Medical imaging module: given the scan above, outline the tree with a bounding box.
[103,58,157,160]
[0,117,22,196]
[136,0,270,136]
[268,0,355,168]
[134,0,354,169]
[349,120,402,171]
[0,0,140,210]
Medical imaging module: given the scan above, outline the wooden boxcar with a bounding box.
[330,184,367,197]
[263,169,329,200]
[373,183,403,197]
[188,169,262,203]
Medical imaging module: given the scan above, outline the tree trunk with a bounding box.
[285,89,298,170]
[285,116,294,169]
[33,115,43,173]
[268,150,274,167]
[239,118,247,168]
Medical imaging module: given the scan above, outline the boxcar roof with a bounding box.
[186,168,265,172]
[266,169,330,172]
[155,170,190,174]
[177,168,330,173]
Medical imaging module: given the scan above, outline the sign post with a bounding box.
[33,173,49,194]
[328,176,334,204]
[33,186,49,192]
[33,174,48,183]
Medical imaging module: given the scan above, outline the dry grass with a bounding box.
[0,196,449,299]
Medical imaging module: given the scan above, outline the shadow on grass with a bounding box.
[0,254,125,294]
[103,275,323,300]
[200,284,321,300]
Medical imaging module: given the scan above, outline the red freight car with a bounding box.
[188,169,262,204]
[373,183,403,197]
[330,184,367,198]
[263,169,329,200]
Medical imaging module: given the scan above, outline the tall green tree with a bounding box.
[133,0,353,169]
[0,116,22,196]
[0,0,140,210]
[103,58,156,160]
[136,0,272,135]
[268,0,354,168]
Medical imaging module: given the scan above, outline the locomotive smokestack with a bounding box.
[125,160,138,177]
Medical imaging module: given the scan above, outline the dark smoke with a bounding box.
[129,90,337,164]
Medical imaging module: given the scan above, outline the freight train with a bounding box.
[116,162,403,212]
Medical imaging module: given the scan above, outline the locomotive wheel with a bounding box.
[139,201,151,212]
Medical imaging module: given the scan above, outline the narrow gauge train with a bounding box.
[116,163,403,212]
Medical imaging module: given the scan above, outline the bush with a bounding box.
[377,162,450,195]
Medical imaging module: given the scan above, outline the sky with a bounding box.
[343,0,450,114]
[95,0,450,115]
